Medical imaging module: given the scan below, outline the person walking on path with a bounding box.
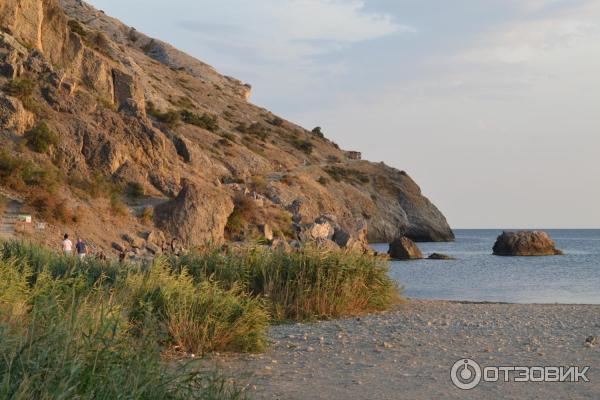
[62,234,73,255]
[75,238,87,260]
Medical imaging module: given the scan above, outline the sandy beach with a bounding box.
[203,300,600,399]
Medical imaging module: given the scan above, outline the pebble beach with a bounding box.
[203,300,600,399]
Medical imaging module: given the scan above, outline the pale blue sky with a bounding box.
[89,0,600,228]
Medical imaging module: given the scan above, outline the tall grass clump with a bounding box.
[167,246,400,321]
[0,240,261,399]
[125,262,268,354]
[0,287,246,399]
[0,239,400,396]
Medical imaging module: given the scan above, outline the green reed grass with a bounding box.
[0,240,400,398]
[0,241,254,399]
[166,245,401,321]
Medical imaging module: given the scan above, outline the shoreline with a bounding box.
[200,299,600,399]
[408,298,600,306]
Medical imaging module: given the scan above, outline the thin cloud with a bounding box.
[176,0,413,63]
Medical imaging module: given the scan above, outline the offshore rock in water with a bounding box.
[428,253,456,260]
[493,231,564,256]
[389,237,423,260]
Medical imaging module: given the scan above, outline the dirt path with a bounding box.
[202,300,600,399]
[0,197,22,240]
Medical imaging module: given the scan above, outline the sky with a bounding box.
[89,0,600,228]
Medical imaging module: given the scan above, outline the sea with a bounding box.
[372,229,600,304]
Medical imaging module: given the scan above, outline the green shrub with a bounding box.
[139,206,154,224]
[2,79,40,115]
[219,132,237,146]
[327,155,341,164]
[0,151,23,189]
[92,31,110,50]
[317,176,329,186]
[97,96,116,110]
[147,102,180,127]
[236,122,269,141]
[249,175,268,193]
[311,126,324,138]
[157,110,180,126]
[25,122,59,153]
[0,151,61,191]
[221,132,236,142]
[268,117,284,127]
[68,172,121,199]
[324,166,370,184]
[217,138,232,148]
[20,95,43,115]
[180,110,219,132]
[68,19,87,37]
[21,162,60,189]
[30,190,72,223]
[141,39,156,53]
[225,195,257,240]
[280,174,298,186]
[292,138,314,155]
[128,27,139,42]
[126,181,145,198]
[175,96,195,109]
[110,192,128,215]
[3,78,35,98]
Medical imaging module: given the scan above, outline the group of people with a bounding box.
[61,234,88,259]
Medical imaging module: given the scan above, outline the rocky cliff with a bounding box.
[0,0,454,253]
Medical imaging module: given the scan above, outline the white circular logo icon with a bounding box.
[451,358,482,390]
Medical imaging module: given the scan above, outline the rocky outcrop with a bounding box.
[0,32,28,78]
[154,180,234,247]
[301,216,336,242]
[367,167,454,242]
[332,219,373,254]
[0,0,454,254]
[0,94,34,134]
[112,69,145,116]
[59,0,253,102]
[259,224,274,242]
[389,237,423,260]
[493,231,563,256]
[295,215,374,254]
[0,0,145,118]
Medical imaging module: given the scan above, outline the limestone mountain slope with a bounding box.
[0,0,453,253]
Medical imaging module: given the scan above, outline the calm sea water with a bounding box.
[372,229,600,304]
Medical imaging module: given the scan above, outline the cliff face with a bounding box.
[0,0,453,252]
